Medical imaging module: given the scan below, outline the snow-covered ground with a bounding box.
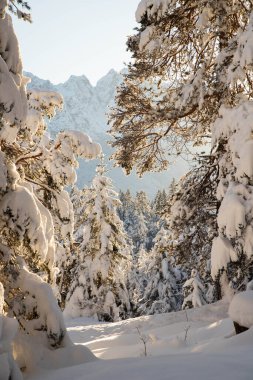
[25,301,253,380]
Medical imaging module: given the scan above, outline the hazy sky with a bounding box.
[13,0,140,85]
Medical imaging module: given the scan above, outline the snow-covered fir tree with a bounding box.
[118,189,159,253]
[0,0,66,349]
[118,190,146,252]
[164,159,217,295]
[0,0,101,364]
[137,227,180,315]
[109,0,253,298]
[207,6,253,296]
[117,189,133,223]
[182,269,207,310]
[65,163,131,322]
[19,92,101,309]
[168,178,177,198]
[127,244,149,316]
[136,190,160,251]
[152,189,168,214]
[211,101,253,297]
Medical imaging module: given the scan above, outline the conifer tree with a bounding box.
[168,178,177,198]
[137,227,180,315]
[0,0,101,357]
[65,164,131,322]
[118,189,151,252]
[165,159,217,288]
[136,190,160,250]
[118,189,134,221]
[127,244,148,316]
[110,0,253,296]
[109,0,232,174]
[182,269,207,309]
[0,1,66,348]
[152,190,168,215]
[135,191,151,218]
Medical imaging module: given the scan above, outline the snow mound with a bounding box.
[229,291,253,328]
[15,332,97,374]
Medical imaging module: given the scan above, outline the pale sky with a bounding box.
[13,0,140,85]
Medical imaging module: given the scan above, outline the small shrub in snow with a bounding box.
[136,326,149,357]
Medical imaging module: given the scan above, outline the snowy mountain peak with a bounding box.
[57,74,94,101]
[63,74,92,89]
[96,69,122,107]
[24,72,55,91]
[95,69,118,86]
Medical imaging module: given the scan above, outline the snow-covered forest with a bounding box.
[1,0,253,379]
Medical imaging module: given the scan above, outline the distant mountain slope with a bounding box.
[26,71,189,197]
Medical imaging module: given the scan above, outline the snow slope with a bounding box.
[25,71,189,197]
[25,301,253,380]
